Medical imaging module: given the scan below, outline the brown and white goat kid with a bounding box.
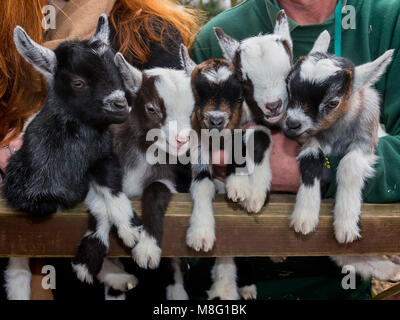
[214,10,293,215]
[180,45,246,253]
[111,53,194,299]
[180,46,246,299]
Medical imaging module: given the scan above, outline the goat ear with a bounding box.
[91,14,110,45]
[310,30,331,54]
[352,49,394,93]
[274,10,292,51]
[179,44,197,76]
[114,52,143,95]
[214,27,240,62]
[13,26,57,81]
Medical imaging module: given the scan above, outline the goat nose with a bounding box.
[111,98,128,110]
[176,136,189,148]
[209,117,224,129]
[286,118,301,130]
[265,100,282,112]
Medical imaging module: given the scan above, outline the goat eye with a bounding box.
[146,105,156,114]
[71,79,86,89]
[326,101,339,109]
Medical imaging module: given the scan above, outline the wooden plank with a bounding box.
[0,194,400,257]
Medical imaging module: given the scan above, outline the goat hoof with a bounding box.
[226,175,250,203]
[240,192,266,213]
[290,210,319,235]
[239,284,257,300]
[186,225,215,252]
[132,231,161,269]
[166,284,189,300]
[207,282,240,300]
[334,221,361,243]
[72,263,94,284]
[107,273,138,292]
[118,226,140,248]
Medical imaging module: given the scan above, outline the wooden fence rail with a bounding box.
[1,194,400,257]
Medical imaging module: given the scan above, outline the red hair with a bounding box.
[0,0,204,143]
[111,0,204,64]
[0,0,47,144]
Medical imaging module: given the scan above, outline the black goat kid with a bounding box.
[3,15,142,282]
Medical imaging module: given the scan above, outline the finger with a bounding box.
[9,138,23,153]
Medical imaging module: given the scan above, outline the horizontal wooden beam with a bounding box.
[0,194,400,257]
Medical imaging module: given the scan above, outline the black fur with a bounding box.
[3,26,129,216]
[298,149,325,186]
[141,182,172,245]
[72,235,108,277]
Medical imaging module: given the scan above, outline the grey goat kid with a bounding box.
[283,30,394,243]
[283,31,400,281]
[214,10,294,215]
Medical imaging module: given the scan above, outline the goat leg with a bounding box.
[290,138,324,235]
[132,181,173,269]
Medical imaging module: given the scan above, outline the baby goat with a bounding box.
[283,30,394,243]
[180,45,245,252]
[283,31,400,281]
[4,15,142,283]
[214,10,293,215]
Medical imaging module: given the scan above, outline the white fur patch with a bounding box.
[203,66,232,83]
[93,184,140,248]
[166,284,189,300]
[5,258,31,300]
[132,230,161,269]
[334,149,377,243]
[300,56,341,83]
[239,284,257,300]
[97,258,138,291]
[331,256,400,281]
[187,178,216,252]
[290,182,321,235]
[240,127,272,213]
[239,35,291,110]
[72,263,94,284]
[207,257,240,300]
[144,69,194,155]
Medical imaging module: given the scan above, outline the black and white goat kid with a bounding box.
[4,15,142,287]
[105,53,194,299]
[283,30,394,243]
[213,10,293,216]
[283,31,400,280]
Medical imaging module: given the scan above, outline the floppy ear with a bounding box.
[179,44,197,76]
[274,10,292,52]
[352,49,394,93]
[214,27,240,62]
[90,13,110,45]
[13,26,57,81]
[114,53,143,95]
[309,30,331,54]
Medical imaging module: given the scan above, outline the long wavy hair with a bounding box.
[111,0,204,64]
[0,0,47,144]
[0,0,203,143]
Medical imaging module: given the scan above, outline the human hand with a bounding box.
[270,131,301,193]
[0,131,23,173]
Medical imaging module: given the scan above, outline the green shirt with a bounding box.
[191,0,400,203]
